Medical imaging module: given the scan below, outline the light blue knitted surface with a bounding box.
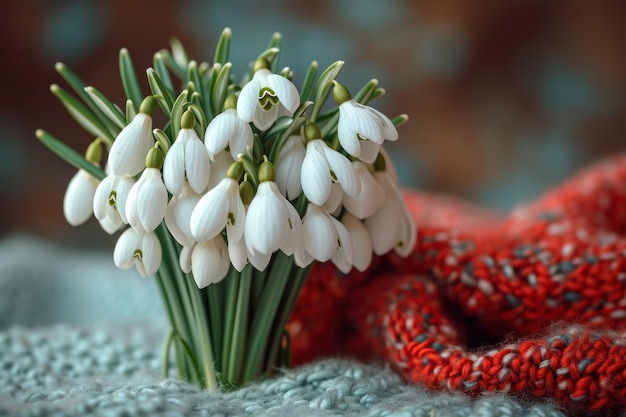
[0,235,569,416]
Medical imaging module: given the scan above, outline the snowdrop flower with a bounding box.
[108,96,155,176]
[245,158,302,256]
[190,161,246,244]
[275,134,305,200]
[206,150,235,191]
[125,148,168,233]
[301,122,359,206]
[342,160,384,219]
[365,156,416,257]
[191,237,230,288]
[338,212,373,272]
[237,58,299,131]
[301,204,353,264]
[93,173,134,234]
[205,95,253,160]
[334,82,398,164]
[163,109,210,195]
[64,171,99,226]
[165,182,202,247]
[113,228,162,277]
[228,231,272,272]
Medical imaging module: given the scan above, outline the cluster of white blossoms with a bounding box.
[62,57,416,288]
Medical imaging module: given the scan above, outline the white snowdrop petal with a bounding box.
[236,79,259,123]
[357,139,381,164]
[228,238,248,272]
[165,196,193,247]
[267,73,300,113]
[344,101,386,144]
[192,238,229,288]
[228,118,254,160]
[371,106,399,141]
[115,175,135,224]
[140,232,162,277]
[163,134,186,196]
[276,135,305,200]
[205,110,237,157]
[342,213,373,271]
[343,162,384,219]
[322,144,360,196]
[245,183,288,254]
[253,104,279,131]
[113,228,140,269]
[184,133,211,194]
[302,205,337,262]
[179,245,193,273]
[336,118,362,157]
[281,198,302,256]
[190,180,231,242]
[226,186,246,244]
[136,169,168,232]
[207,151,235,189]
[108,113,153,176]
[93,176,114,221]
[301,142,332,205]
[322,183,344,214]
[246,239,272,272]
[331,215,353,265]
[63,170,98,226]
[99,216,122,235]
[125,184,142,232]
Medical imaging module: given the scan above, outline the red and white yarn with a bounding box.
[289,155,626,413]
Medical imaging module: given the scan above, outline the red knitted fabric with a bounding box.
[288,155,626,414]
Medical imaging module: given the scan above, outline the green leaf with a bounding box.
[84,86,126,130]
[119,48,143,107]
[50,84,113,143]
[391,113,409,127]
[188,101,207,136]
[147,68,175,116]
[266,32,281,73]
[211,62,232,116]
[36,130,106,180]
[354,79,380,104]
[159,48,186,81]
[153,128,172,153]
[187,60,203,94]
[239,153,259,190]
[125,99,137,124]
[153,51,174,92]
[310,60,344,122]
[169,38,190,70]
[213,27,232,66]
[299,61,318,102]
[170,90,189,140]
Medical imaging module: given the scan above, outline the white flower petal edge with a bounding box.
[276,135,305,200]
[190,178,245,243]
[340,212,373,272]
[302,204,339,262]
[108,113,154,176]
[113,228,162,277]
[365,172,417,257]
[191,237,230,289]
[204,109,253,161]
[126,168,168,233]
[63,169,99,226]
[343,161,384,219]
[163,128,211,195]
[330,215,354,274]
[93,174,134,234]
[165,182,201,247]
[245,182,300,255]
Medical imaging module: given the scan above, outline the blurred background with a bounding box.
[1,0,625,248]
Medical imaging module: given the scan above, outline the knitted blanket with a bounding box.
[3,156,626,416]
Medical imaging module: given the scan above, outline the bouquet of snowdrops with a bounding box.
[37,28,416,390]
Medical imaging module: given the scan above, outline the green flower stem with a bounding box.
[241,252,294,382]
[206,280,224,371]
[221,267,240,380]
[162,328,175,378]
[226,264,252,384]
[184,270,218,391]
[264,262,311,371]
[250,268,266,314]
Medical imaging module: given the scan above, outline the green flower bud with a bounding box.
[181,108,196,129]
[253,58,271,73]
[332,81,352,105]
[85,139,103,164]
[139,96,156,116]
[145,146,164,169]
[258,156,275,182]
[304,122,322,143]
[227,160,244,181]
[239,177,255,205]
[224,94,238,111]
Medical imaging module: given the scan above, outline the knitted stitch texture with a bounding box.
[289,155,626,415]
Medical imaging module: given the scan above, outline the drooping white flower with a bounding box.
[237,59,300,131]
[63,169,100,226]
[190,177,245,243]
[113,228,162,277]
[204,107,253,160]
[276,135,305,200]
[245,181,301,256]
[191,237,230,288]
[107,97,155,176]
[125,167,168,233]
[365,170,416,257]
[301,139,360,206]
[163,113,210,195]
[228,231,272,272]
[342,161,384,219]
[337,212,373,272]
[334,82,398,163]
[93,174,135,234]
[301,204,352,263]
[165,181,202,247]
[206,151,235,191]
